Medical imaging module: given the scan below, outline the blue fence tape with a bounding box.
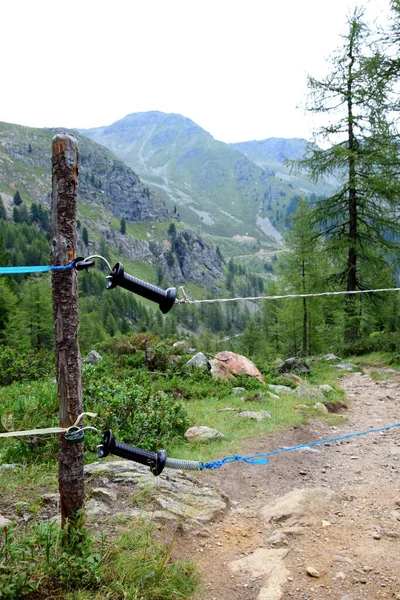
[199,422,400,471]
[0,261,75,275]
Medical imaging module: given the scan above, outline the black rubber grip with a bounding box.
[98,431,167,475]
[106,263,176,314]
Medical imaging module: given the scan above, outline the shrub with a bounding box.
[0,346,53,387]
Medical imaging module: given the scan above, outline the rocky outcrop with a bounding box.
[84,460,227,526]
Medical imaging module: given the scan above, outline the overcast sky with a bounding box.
[1,0,390,144]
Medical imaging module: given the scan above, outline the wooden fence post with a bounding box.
[51,133,84,529]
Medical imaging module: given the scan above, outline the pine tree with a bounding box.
[120,218,126,235]
[291,9,400,342]
[0,197,7,220]
[82,227,89,247]
[13,191,22,206]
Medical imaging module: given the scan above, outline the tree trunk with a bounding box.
[51,134,84,529]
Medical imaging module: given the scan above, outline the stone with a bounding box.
[324,354,340,361]
[260,487,342,525]
[319,384,335,393]
[232,387,246,396]
[269,384,293,394]
[306,566,320,578]
[84,460,227,525]
[184,426,224,442]
[314,402,329,413]
[276,357,310,374]
[274,358,284,366]
[0,515,12,528]
[42,493,59,506]
[209,359,234,381]
[229,548,289,600]
[213,351,265,383]
[84,350,102,364]
[185,352,210,371]
[267,531,288,547]
[91,487,118,505]
[295,385,325,401]
[266,392,280,400]
[237,410,272,422]
[0,464,16,473]
[282,373,303,384]
[333,362,358,371]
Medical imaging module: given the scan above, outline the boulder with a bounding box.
[209,359,234,380]
[276,357,310,374]
[237,410,272,421]
[232,387,246,396]
[185,352,210,370]
[184,426,224,442]
[84,350,102,364]
[314,402,329,413]
[282,373,304,384]
[333,362,358,371]
[84,460,227,525]
[213,351,265,383]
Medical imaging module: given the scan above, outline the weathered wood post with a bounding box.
[51,133,84,529]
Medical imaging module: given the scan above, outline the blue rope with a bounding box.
[0,261,75,275]
[199,422,400,471]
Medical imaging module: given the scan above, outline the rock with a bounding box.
[185,352,210,371]
[276,357,310,374]
[295,385,325,401]
[306,566,320,578]
[396,499,400,507]
[267,531,288,547]
[209,360,234,381]
[232,387,246,396]
[314,402,329,413]
[333,362,358,371]
[0,464,16,473]
[260,487,342,525]
[282,373,303,384]
[319,384,335,393]
[213,351,265,383]
[91,487,118,505]
[237,410,272,421]
[269,384,293,394]
[172,340,191,352]
[0,515,12,528]
[229,548,289,600]
[42,493,59,506]
[84,350,102,364]
[84,460,227,525]
[324,354,340,361]
[266,392,280,400]
[184,426,224,442]
[274,358,284,366]
[217,407,237,412]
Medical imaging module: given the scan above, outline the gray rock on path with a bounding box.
[184,426,224,442]
[84,460,227,525]
[229,548,290,600]
[84,350,102,364]
[237,410,272,421]
[185,352,210,370]
[260,487,342,525]
[324,353,340,361]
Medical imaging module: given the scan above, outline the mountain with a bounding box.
[82,112,287,242]
[0,121,223,290]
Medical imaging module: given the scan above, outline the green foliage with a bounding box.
[13,191,22,206]
[340,331,400,356]
[120,217,126,234]
[82,227,89,246]
[0,346,52,387]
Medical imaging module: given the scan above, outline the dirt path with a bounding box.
[182,369,400,600]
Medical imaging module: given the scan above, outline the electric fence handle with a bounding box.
[106,262,176,314]
[97,430,200,476]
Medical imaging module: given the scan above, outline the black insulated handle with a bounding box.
[97,430,167,476]
[106,262,176,314]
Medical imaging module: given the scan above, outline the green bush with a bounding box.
[341,331,400,356]
[84,373,189,450]
[0,346,53,387]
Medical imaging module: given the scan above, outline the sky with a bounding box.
[1,0,391,144]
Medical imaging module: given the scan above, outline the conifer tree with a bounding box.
[292,9,400,342]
